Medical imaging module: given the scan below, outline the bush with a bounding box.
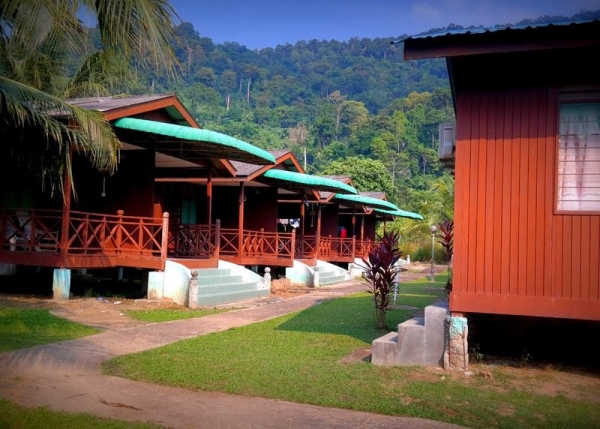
[410,243,448,264]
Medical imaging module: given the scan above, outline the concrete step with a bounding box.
[197,287,270,306]
[198,274,244,286]
[319,274,347,285]
[196,268,232,277]
[371,300,448,367]
[197,281,259,296]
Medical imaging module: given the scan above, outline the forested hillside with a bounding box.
[75,10,599,231]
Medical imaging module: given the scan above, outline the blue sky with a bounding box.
[169,0,600,49]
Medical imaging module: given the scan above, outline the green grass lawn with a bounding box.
[0,307,101,352]
[0,399,162,429]
[126,307,235,322]
[103,279,600,428]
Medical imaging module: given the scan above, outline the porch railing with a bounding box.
[170,221,220,259]
[295,235,317,259]
[1,208,167,260]
[319,236,355,260]
[220,227,295,260]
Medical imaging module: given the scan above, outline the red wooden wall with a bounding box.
[451,62,600,320]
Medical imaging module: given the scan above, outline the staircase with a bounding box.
[315,261,351,286]
[192,268,269,306]
[371,301,448,367]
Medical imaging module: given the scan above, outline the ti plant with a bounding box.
[361,231,402,330]
[436,219,454,293]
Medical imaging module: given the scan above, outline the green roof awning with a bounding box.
[263,170,357,194]
[375,208,424,220]
[113,117,276,165]
[334,193,399,211]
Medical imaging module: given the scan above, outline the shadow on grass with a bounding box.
[274,283,447,343]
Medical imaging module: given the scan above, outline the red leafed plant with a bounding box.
[361,231,402,330]
[436,219,454,293]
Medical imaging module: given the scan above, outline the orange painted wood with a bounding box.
[590,217,600,300]
[480,92,496,293]
[572,216,582,299]
[451,292,600,321]
[518,90,529,296]
[500,91,512,297]
[545,89,558,298]
[509,89,521,296]
[563,216,572,298]
[526,89,538,297]
[581,216,591,300]
[554,214,563,298]
[468,91,479,294]
[492,90,504,296]
[475,90,487,294]
[453,92,469,297]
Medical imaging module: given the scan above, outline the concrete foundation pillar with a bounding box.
[263,267,271,290]
[188,270,199,309]
[444,316,469,371]
[313,266,320,288]
[52,268,71,301]
[147,271,164,300]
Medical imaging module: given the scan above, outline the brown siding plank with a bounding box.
[493,90,505,296]
[483,90,496,294]
[518,90,530,296]
[509,89,521,296]
[477,91,490,293]
[546,88,558,298]
[580,216,591,300]
[571,216,582,300]
[452,91,471,299]
[467,91,480,294]
[562,216,572,298]
[527,88,540,297]
[501,91,513,296]
[590,216,600,300]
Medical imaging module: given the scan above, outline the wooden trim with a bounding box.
[451,292,600,321]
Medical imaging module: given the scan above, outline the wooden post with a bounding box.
[161,212,169,264]
[291,228,296,260]
[116,210,124,254]
[214,219,221,260]
[352,235,356,259]
[60,157,72,257]
[361,216,365,240]
[316,204,322,259]
[207,171,213,225]
[238,183,245,263]
[260,228,264,256]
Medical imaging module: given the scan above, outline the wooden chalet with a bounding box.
[404,19,600,321]
[0,94,276,294]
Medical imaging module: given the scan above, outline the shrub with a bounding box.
[361,231,402,330]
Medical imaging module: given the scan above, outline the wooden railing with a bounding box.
[295,235,317,259]
[170,221,220,259]
[220,227,295,260]
[0,208,167,260]
[355,238,376,258]
[319,236,355,260]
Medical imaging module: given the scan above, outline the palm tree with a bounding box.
[0,0,180,195]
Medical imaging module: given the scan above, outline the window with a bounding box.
[557,101,600,212]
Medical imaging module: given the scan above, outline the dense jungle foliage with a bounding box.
[57,9,599,256]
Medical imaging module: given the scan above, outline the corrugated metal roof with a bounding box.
[375,208,423,220]
[231,149,292,177]
[113,117,276,165]
[65,94,174,112]
[334,194,398,211]
[401,18,599,41]
[263,170,357,194]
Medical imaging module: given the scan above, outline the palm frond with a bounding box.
[81,0,180,75]
[0,76,119,194]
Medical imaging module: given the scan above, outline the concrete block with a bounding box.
[147,271,164,300]
[396,317,425,365]
[424,301,449,366]
[371,332,399,366]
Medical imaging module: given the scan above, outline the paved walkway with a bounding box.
[0,281,463,429]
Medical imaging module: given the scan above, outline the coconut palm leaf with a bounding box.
[0,76,119,194]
